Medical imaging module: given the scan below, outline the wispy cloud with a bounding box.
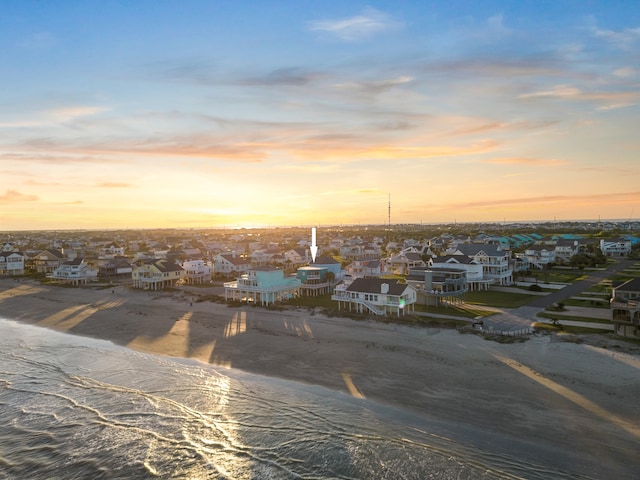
[0,190,39,203]
[0,153,115,165]
[46,106,109,122]
[97,182,132,188]
[518,84,581,99]
[240,67,322,87]
[613,66,637,78]
[592,25,640,50]
[483,157,567,166]
[451,191,640,210]
[518,84,639,110]
[333,76,413,98]
[309,7,402,41]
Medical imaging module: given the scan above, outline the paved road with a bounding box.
[483,258,636,332]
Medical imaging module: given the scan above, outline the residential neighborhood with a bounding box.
[1,220,639,337]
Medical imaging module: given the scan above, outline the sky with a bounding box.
[1,1,639,230]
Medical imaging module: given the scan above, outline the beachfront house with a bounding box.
[0,251,25,276]
[224,266,301,305]
[132,259,184,290]
[406,266,467,307]
[429,255,489,291]
[181,259,212,285]
[296,266,332,296]
[610,278,640,338]
[332,278,416,317]
[96,256,133,278]
[48,258,98,285]
[32,248,67,274]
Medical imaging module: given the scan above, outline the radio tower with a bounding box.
[388,194,391,231]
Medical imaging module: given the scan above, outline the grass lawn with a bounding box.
[413,303,490,318]
[463,290,536,308]
[563,297,610,309]
[537,312,612,324]
[584,281,612,294]
[526,270,587,284]
[285,294,335,309]
[532,322,612,334]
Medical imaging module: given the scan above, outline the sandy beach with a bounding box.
[2,278,640,474]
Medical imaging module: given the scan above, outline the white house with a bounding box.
[48,258,98,285]
[332,278,416,316]
[283,248,310,267]
[449,244,513,286]
[600,238,632,257]
[385,252,426,275]
[430,255,488,291]
[213,252,250,276]
[346,259,382,279]
[553,239,580,263]
[181,259,212,285]
[516,246,556,270]
[0,251,25,276]
[101,242,125,258]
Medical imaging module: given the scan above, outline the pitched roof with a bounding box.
[220,253,250,265]
[455,244,504,257]
[346,278,410,296]
[431,255,476,265]
[615,277,640,292]
[39,249,65,259]
[314,255,339,264]
[154,260,184,273]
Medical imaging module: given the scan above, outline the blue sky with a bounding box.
[1,1,639,229]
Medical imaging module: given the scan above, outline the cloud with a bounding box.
[592,25,640,50]
[0,152,115,165]
[486,13,512,37]
[46,106,109,122]
[451,191,640,210]
[240,67,322,87]
[518,84,581,99]
[482,157,567,166]
[319,188,383,196]
[613,67,637,78]
[309,7,402,41]
[97,182,132,188]
[518,84,639,110]
[0,190,39,203]
[333,76,413,97]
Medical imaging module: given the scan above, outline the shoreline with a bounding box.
[2,278,640,473]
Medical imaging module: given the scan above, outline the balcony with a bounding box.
[611,298,639,311]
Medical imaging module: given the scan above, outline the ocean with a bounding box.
[0,318,619,479]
